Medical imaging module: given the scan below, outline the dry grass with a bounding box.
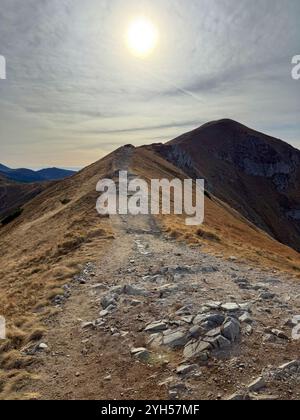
[0,151,117,399]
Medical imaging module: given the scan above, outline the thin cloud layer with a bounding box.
[0,0,299,167]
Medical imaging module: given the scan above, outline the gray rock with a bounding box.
[247,377,266,392]
[163,330,189,348]
[222,317,241,342]
[271,329,289,340]
[194,313,225,328]
[221,303,240,312]
[183,340,212,361]
[101,294,118,309]
[123,284,149,297]
[189,326,203,339]
[145,321,168,333]
[239,312,253,324]
[205,301,222,310]
[131,348,150,361]
[259,292,275,300]
[176,364,198,375]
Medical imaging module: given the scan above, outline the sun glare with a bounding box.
[126,17,158,58]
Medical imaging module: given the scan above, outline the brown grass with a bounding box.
[0,151,117,399]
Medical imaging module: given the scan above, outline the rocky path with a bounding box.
[25,163,300,400]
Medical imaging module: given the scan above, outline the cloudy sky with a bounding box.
[0,0,299,169]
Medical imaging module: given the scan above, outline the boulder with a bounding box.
[221,317,240,342]
[163,330,189,348]
[183,340,212,361]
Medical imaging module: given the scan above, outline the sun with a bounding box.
[126,17,158,58]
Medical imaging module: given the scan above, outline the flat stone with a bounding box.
[279,360,299,371]
[247,377,266,392]
[205,301,222,310]
[176,364,198,375]
[183,340,212,361]
[206,327,222,338]
[259,292,275,300]
[145,321,168,333]
[81,321,95,329]
[181,316,194,324]
[189,326,203,339]
[163,330,189,348]
[101,294,118,309]
[194,313,225,328]
[271,329,289,340]
[123,284,149,297]
[221,303,240,312]
[175,306,193,316]
[222,317,241,342]
[239,312,253,324]
[131,348,150,361]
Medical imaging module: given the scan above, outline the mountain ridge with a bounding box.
[0,164,76,183]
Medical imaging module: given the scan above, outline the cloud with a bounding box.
[0,0,299,167]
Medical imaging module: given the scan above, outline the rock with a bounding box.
[38,343,48,350]
[181,315,194,325]
[176,364,197,375]
[101,294,118,309]
[227,392,250,401]
[205,327,222,338]
[278,360,299,371]
[194,313,225,328]
[147,333,163,347]
[239,302,252,311]
[157,284,178,294]
[145,321,168,333]
[259,292,275,300]
[205,301,222,310]
[247,377,266,392]
[110,285,124,294]
[271,329,289,340]
[163,330,189,348]
[201,266,218,274]
[221,303,240,312]
[175,305,193,316]
[239,312,253,324]
[99,305,116,317]
[189,326,203,339]
[81,321,95,330]
[204,334,231,350]
[222,317,240,342]
[131,348,150,361]
[245,325,253,336]
[90,283,107,291]
[123,284,149,297]
[183,340,212,361]
[104,375,112,381]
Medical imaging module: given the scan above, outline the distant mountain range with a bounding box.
[0,164,76,183]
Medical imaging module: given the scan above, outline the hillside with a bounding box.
[153,119,300,252]
[0,144,299,399]
[0,174,49,220]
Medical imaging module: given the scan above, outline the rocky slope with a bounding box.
[152,119,300,252]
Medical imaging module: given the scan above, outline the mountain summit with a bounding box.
[153,119,300,251]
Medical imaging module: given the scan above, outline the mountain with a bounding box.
[0,164,76,183]
[0,144,299,400]
[152,119,300,252]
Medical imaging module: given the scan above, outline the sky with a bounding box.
[0,0,300,169]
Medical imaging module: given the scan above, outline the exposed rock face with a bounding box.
[153,119,300,251]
